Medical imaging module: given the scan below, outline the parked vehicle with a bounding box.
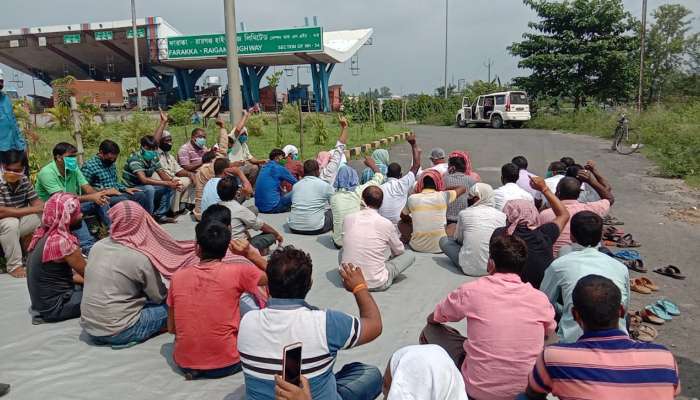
[456,91,531,128]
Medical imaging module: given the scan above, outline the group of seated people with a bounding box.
[0,110,682,399]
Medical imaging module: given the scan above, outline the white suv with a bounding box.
[456,91,531,128]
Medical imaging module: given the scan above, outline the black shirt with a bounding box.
[492,223,560,289]
[26,236,75,316]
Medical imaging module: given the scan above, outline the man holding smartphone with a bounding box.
[238,246,383,400]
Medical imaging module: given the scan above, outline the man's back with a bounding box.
[530,330,680,400]
[493,182,534,211]
[379,172,416,225]
[239,300,361,400]
[444,172,474,222]
[220,199,265,240]
[407,189,456,253]
[289,176,333,231]
[538,199,610,256]
[255,162,296,211]
[539,247,629,342]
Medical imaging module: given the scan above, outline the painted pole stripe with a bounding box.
[201,97,221,118]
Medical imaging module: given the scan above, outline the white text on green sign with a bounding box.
[63,34,81,44]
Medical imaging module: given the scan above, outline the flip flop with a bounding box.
[603,215,624,225]
[603,226,625,241]
[630,323,657,342]
[654,265,686,280]
[628,312,643,328]
[622,259,647,273]
[616,234,641,248]
[631,278,651,294]
[656,299,680,316]
[646,304,673,321]
[640,309,665,325]
[638,277,658,291]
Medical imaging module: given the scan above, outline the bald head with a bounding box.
[557,177,582,200]
[362,186,384,209]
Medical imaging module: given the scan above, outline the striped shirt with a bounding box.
[406,189,457,253]
[81,155,127,191]
[238,298,361,400]
[529,329,680,400]
[0,175,38,208]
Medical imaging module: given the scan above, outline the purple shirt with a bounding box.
[516,169,541,199]
[177,142,206,169]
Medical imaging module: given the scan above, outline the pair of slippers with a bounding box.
[614,250,646,273]
[629,314,658,342]
[603,215,624,226]
[630,277,658,294]
[644,299,681,323]
[653,265,686,280]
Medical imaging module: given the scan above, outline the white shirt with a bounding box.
[493,182,534,211]
[379,171,416,225]
[454,205,506,276]
[542,174,565,207]
[417,163,449,179]
[541,175,601,208]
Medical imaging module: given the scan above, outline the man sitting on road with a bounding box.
[0,150,43,278]
[494,162,535,211]
[542,160,566,208]
[288,160,335,235]
[341,186,415,291]
[80,200,168,348]
[200,158,251,214]
[228,108,266,186]
[238,246,383,400]
[522,275,680,400]
[444,152,477,235]
[378,133,421,226]
[539,211,629,343]
[254,149,298,214]
[35,142,114,254]
[26,193,86,323]
[217,176,283,254]
[566,161,613,204]
[177,127,208,175]
[167,216,267,380]
[81,139,148,211]
[538,171,614,256]
[424,147,449,176]
[122,136,181,224]
[512,156,542,202]
[157,125,196,214]
[422,235,556,400]
[281,144,303,193]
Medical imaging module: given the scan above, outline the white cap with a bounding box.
[0,68,4,80]
[282,145,299,157]
[162,130,172,138]
[228,126,247,139]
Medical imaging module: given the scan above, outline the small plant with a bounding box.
[308,114,329,145]
[247,114,265,137]
[78,100,105,147]
[168,100,196,126]
[46,105,72,129]
[119,112,156,154]
[51,76,76,107]
[280,103,300,125]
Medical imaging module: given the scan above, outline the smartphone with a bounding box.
[282,342,303,387]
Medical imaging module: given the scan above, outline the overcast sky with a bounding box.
[1,0,698,96]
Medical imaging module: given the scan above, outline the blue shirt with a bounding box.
[0,93,26,152]
[539,247,630,343]
[200,177,222,213]
[254,162,298,212]
[238,298,361,400]
[288,176,335,231]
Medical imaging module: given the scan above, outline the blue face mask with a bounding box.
[545,170,553,178]
[142,149,157,161]
[238,135,248,144]
[292,154,299,160]
[63,156,78,172]
[194,137,207,148]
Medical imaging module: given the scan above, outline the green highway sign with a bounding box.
[166,27,323,60]
[63,34,81,44]
[127,28,146,39]
[95,31,113,41]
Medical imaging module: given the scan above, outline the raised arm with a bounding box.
[215,117,229,154]
[406,132,421,175]
[577,169,615,206]
[585,160,612,191]
[153,111,168,143]
[339,263,382,345]
[337,115,349,145]
[445,186,468,198]
[225,165,253,197]
[530,176,569,232]
[234,109,252,135]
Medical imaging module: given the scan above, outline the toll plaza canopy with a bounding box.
[0,16,372,111]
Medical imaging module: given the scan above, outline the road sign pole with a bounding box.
[637,0,647,113]
[130,0,143,111]
[443,0,449,99]
[224,0,243,126]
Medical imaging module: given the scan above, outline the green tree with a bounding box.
[266,71,284,147]
[379,86,392,98]
[509,0,636,108]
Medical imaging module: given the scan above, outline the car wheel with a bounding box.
[511,121,523,129]
[457,116,467,128]
[491,115,503,129]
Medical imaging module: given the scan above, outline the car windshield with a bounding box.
[510,92,528,104]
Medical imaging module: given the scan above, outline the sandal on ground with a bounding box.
[622,259,647,273]
[656,299,680,316]
[640,309,665,325]
[638,277,658,291]
[631,278,651,294]
[603,215,625,225]
[603,226,625,241]
[630,323,657,342]
[646,304,673,321]
[616,234,641,248]
[653,265,686,280]
[629,312,643,328]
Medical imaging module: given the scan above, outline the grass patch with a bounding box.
[526,103,700,181]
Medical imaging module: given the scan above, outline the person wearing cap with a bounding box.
[153,112,196,213]
[280,144,303,193]
[425,148,449,176]
[228,108,266,187]
[0,69,27,167]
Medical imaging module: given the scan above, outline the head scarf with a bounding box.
[503,199,540,235]
[387,345,468,400]
[108,201,253,279]
[334,165,359,190]
[372,149,390,167]
[316,151,331,169]
[28,192,81,263]
[468,182,495,208]
[282,144,298,158]
[449,150,480,182]
[360,149,390,184]
[415,169,445,193]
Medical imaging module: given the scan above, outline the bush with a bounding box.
[307,114,329,145]
[119,112,157,154]
[280,103,300,125]
[169,100,196,126]
[247,114,265,137]
[47,105,72,129]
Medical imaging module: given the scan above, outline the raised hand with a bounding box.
[339,263,367,293]
[529,175,548,192]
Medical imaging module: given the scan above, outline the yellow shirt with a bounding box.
[406,189,457,253]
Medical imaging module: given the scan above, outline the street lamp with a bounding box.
[130,0,143,110]
[443,0,449,99]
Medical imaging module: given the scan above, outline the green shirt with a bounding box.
[35,160,89,201]
[122,151,163,187]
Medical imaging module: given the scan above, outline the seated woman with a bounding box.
[80,200,169,348]
[382,344,467,400]
[26,193,86,323]
[360,149,389,185]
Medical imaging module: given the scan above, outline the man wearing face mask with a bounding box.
[154,112,196,214]
[228,108,266,187]
[122,136,182,224]
[177,127,208,174]
[35,142,112,254]
[0,150,43,278]
[81,140,149,212]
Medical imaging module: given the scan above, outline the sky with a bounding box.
[1,0,698,97]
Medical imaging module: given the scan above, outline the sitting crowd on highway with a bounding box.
[0,102,682,399]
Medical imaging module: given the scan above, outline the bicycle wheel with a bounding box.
[615,126,641,155]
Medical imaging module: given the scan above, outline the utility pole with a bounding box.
[443,0,449,99]
[637,0,647,112]
[224,0,244,126]
[130,0,143,110]
[484,58,494,83]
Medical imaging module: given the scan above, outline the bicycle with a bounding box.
[611,113,642,155]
